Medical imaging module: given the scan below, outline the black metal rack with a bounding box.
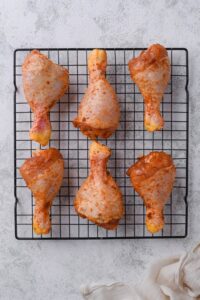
[14,48,189,240]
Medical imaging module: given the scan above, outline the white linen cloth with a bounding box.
[81,244,200,300]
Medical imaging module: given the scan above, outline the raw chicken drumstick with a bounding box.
[22,50,69,146]
[20,148,64,235]
[127,152,176,233]
[73,49,120,139]
[74,141,124,229]
[128,44,170,131]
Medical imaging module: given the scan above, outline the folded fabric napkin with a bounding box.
[81,244,200,300]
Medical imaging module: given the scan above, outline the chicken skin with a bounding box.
[74,141,124,229]
[20,148,64,235]
[127,152,176,233]
[22,50,69,146]
[73,49,120,139]
[128,44,170,131]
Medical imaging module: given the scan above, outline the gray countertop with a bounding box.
[0,0,199,299]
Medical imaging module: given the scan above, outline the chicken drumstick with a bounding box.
[20,148,64,235]
[74,141,124,229]
[73,49,120,139]
[128,44,170,131]
[22,50,69,146]
[127,152,176,233]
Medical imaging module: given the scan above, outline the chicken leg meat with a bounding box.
[22,50,69,146]
[128,44,170,131]
[74,141,124,229]
[73,49,120,139]
[127,152,176,233]
[20,148,64,235]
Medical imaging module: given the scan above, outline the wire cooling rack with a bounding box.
[14,48,189,240]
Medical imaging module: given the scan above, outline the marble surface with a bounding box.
[0,0,199,299]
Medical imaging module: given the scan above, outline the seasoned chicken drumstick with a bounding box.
[129,44,170,131]
[20,148,64,235]
[22,50,69,146]
[73,49,120,139]
[74,141,124,229]
[127,152,176,233]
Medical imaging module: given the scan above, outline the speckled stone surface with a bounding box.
[0,0,199,299]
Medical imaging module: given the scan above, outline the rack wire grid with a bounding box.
[14,48,189,240]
